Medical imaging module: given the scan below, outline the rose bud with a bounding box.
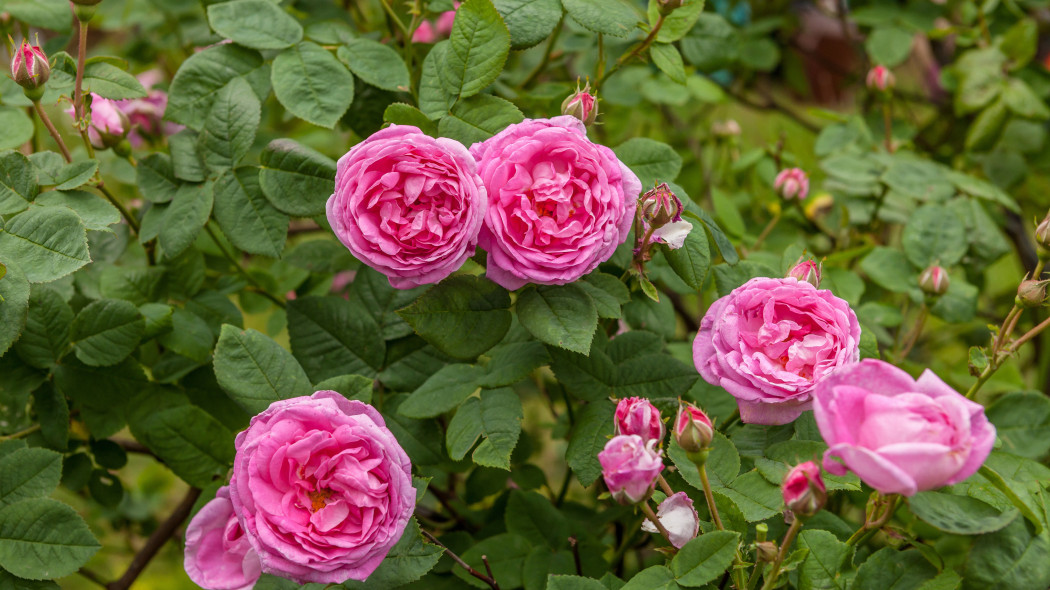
[615,397,665,443]
[1017,279,1047,308]
[11,40,49,97]
[774,168,809,200]
[1036,215,1050,249]
[918,265,949,296]
[711,119,741,139]
[755,541,778,563]
[787,257,822,288]
[598,434,664,505]
[782,461,826,518]
[640,492,699,548]
[640,183,692,249]
[674,403,713,454]
[866,65,895,92]
[561,83,598,126]
[657,0,685,16]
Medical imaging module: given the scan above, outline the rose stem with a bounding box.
[699,465,725,530]
[845,494,900,548]
[657,474,675,497]
[760,518,803,590]
[31,101,73,163]
[108,487,202,590]
[422,530,501,590]
[95,182,141,235]
[77,568,109,589]
[0,424,41,441]
[204,224,286,308]
[569,537,583,576]
[640,501,677,553]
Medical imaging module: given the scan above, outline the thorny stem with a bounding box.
[0,424,41,441]
[95,183,140,234]
[699,465,725,531]
[760,518,803,590]
[597,15,665,90]
[845,494,900,548]
[422,530,501,589]
[896,305,928,360]
[379,0,409,37]
[657,474,675,498]
[107,487,202,590]
[751,212,781,252]
[204,225,286,308]
[32,101,73,162]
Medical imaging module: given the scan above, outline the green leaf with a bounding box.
[168,130,206,183]
[136,154,180,204]
[860,247,916,294]
[33,384,69,452]
[130,404,234,488]
[207,0,304,50]
[1001,18,1037,70]
[901,204,968,269]
[918,570,962,590]
[273,42,355,129]
[0,206,89,283]
[1,0,72,33]
[562,0,639,37]
[456,533,531,588]
[622,566,681,590]
[157,308,215,362]
[341,519,443,588]
[384,103,439,135]
[880,158,953,201]
[34,192,120,232]
[494,0,563,49]
[49,160,98,191]
[506,489,569,548]
[166,44,272,130]
[213,325,314,414]
[0,260,30,356]
[337,39,411,91]
[1003,78,1050,120]
[53,358,147,438]
[70,299,145,367]
[0,569,60,590]
[964,518,1050,590]
[446,387,522,469]
[651,43,687,85]
[565,400,616,486]
[797,529,852,590]
[670,530,740,587]
[516,284,598,354]
[866,26,913,67]
[908,492,1018,535]
[0,150,38,216]
[397,275,512,360]
[853,548,938,590]
[258,139,337,217]
[437,94,524,146]
[548,576,608,590]
[82,60,147,100]
[198,77,261,172]
[614,138,683,187]
[400,363,485,418]
[664,216,711,290]
[965,99,1007,151]
[159,182,213,259]
[0,498,100,580]
[382,394,448,466]
[418,42,457,119]
[578,272,631,318]
[669,432,739,489]
[287,296,386,381]
[680,13,738,71]
[213,167,289,258]
[0,448,62,507]
[647,0,705,43]
[986,391,1050,460]
[314,374,373,404]
[441,0,511,98]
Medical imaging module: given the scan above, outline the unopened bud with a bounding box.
[755,541,778,563]
[1036,216,1050,249]
[711,119,741,139]
[918,265,949,296]
[640,183,683,228]
[788,257,822,288]
[657,0,685,16]
[1017,279,1047,308]
[561,82,597,126]
[11,40,49,97]
[70,0,102,22]
[866,65,895,92]
[782,461,826,519]
[674,403,713,455]
[774,168,809,200]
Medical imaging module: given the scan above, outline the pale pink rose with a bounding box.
[673,403,713,453]
[470,116,641,290]
[774,168,809,200]
[120,70,183,145]
[184,486,262,590]
[787,257,821,288]
[782,461,826,518]
[67,94,128,149]
[615,397,664,443]
[813,359,996,496]
[326,125,487,289]
[10,40,49,91]
[230,391,415,583]
[640,492,699,548]
[598,434,663,505]
[412,4,457,43]
[693,277,861,425]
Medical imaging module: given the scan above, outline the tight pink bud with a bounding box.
[674,403,713,453]
[1017,279,1047,308]
[640,183,683,227]
[782,461,826,518]
[866,65,895,92]
[918,265,949,296]
[615,397,665,443]
[599,435,664,505]
[11,40,49,93]
[788,257,821,288]
[561,83,598,126]
[1036,216,1050,249]
[774,168,809,200]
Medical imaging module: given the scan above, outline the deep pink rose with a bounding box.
[693,277,861,425]
[412,3,457,43]
[782,461,826,518]
[615,397,664,442]
[230,391,415,583]
[470,116,641,290]
[599,434,664,505]
[120,70,183,146]
[813,359,996,496]
[640,492,699,548]
[326,125,487,289]
[184,486,262,590]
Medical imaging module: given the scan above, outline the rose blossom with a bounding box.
[412,4,457,43]
[598,434,664,505]
[774,168,809,200]
[615,397,664,442]
[640,492,699,548]
[813,359,996,496]
[470,116,641,290]
[230,391,415,583]
[693,277,861,425]
[326,125,487,289]
[67,93,129,149]
[782,461,826,518]
[184,486,262,590]
[866,65,895,92]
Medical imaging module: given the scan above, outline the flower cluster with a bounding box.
[327,116,641,290]
[184,391,415,587]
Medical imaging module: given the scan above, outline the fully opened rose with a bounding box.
[813,359,995,496]
[228,391,415,583]
[470,116,641,290]
[694,277,861,425]
[326,125,486,289]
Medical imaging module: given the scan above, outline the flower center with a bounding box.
[306,488,334,512]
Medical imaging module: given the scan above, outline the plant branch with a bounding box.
[521,16,564,89]
[107,487,201,590]
[94,183,140,234]
[0,424,41,441]
[422,530,501,589]
[77,568,110,589]
[32,101,73,162]
[74,18,88,124]
[640,500,677,553]
[760,518,802,590]
[205,224,286,308]
[699,465,725,531]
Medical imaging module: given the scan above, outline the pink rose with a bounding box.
[412,4,457,43]
[120,70,183,145]
[10,40,49,91]
[866,65,895,92]
[615,397,664,442]
[598,434,664,505]
[774,168,809,200]
[782,461,826,518]
[813,359,996,496]
[230,391,415,583]
[787,257,821,288]
[184,486,262,590]
[67,94,129,149]
[326,125,487,289]
[693,277,861,425]
[640,492,699,548]
[561,83,598,125]
[470,116,641,290]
